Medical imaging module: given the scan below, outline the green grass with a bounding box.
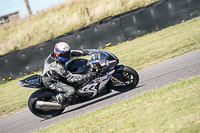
[0,16,200,118]
[0,71,41,117]
[0,0,158,55]
[35,76,200,133]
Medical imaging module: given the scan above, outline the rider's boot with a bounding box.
[55,93,75,105]
[55,93,65,105]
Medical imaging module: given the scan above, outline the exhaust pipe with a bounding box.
[35,101,66,110]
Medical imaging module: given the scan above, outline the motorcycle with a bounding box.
[19,49,139,118]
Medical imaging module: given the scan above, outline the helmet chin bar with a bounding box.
[58,57,71,62]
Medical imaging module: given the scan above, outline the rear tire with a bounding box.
[108,66,139,92]
[28,89,65,118]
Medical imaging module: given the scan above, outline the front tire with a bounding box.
[28,89,65,118]
[108,66,139,92]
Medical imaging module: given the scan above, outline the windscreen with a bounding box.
[89,49,109,60]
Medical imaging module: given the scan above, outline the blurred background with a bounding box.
[0,0,66,19]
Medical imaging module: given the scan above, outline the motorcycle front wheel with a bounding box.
[108,66,139,92]
[28,89,65,118]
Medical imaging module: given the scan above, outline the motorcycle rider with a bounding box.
[42,42,90,104]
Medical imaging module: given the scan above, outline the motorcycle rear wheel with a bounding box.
[28,89,65,118]
[108,66,139,92]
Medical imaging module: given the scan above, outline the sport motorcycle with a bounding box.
[19,49,139,118]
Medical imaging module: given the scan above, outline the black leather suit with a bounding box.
[42,50,89,99]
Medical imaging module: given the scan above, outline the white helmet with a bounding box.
[54,42,71,62]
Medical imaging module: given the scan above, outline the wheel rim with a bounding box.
[122,72,134,86]
[111,71,135,87]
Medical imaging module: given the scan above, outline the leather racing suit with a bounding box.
[42,50,89,102]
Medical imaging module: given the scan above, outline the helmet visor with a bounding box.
[59,50,71,58]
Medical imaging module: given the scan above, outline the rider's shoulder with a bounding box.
[45,53,55,64]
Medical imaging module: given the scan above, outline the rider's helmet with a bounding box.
[54,42,71,62]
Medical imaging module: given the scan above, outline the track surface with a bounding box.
[1,49,200,133]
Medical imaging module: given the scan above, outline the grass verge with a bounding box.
[0,71,41,118]
[0,16,200,118]
[35,76,200,133]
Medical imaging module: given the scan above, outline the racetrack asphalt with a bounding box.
[0,49,200,133]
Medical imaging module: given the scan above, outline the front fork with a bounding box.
[110,65,126,86]
[111,76,126,86]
